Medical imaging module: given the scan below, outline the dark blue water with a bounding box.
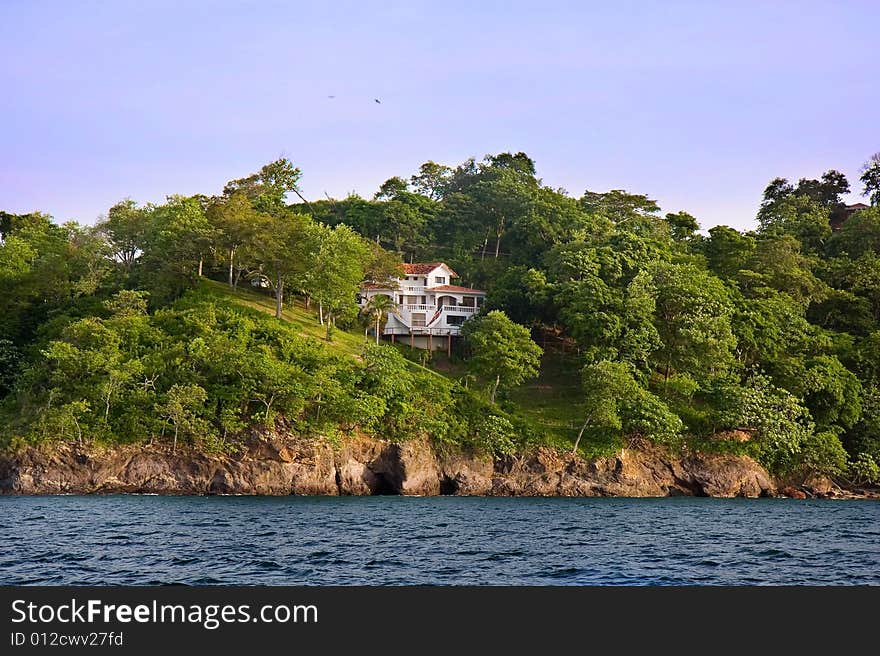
[1,496,877,585]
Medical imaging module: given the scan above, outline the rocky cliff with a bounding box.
[0,434,785,497]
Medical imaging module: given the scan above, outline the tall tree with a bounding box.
[223,157,305,214]
[410,161,453,200]
[462,310,542,403]
[207,192,260,288]
[650,262,736,384]
[304,224,371,340]
[97,199,151,272]
[362,294,397,345]
[251,211,315,319]
[664,211,700,242]
[701,226,756,280]
[861,153,880,206]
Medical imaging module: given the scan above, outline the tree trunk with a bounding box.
[495,219,504,258]
[490,374,500,404]
[318,302,324,325]
[228,248,235,287]
[275,273,284,319]
[172,425,178,453]
[325,313,333,341]
[198,258,203,277]
[375,314,381,345]
[572,417,591,454]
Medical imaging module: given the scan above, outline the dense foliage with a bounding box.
[296,152,880,483]
[2,152,880,485]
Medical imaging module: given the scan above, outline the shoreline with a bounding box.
[2,434,876,499]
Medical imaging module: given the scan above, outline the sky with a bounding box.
[1,0,877,231]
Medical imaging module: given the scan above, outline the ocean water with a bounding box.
[0,496,877,585]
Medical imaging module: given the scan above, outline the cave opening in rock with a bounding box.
[439,476,459,496]
[370,472,400,495]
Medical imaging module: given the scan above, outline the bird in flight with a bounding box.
[327,95,335,99]
[374,98,381,104]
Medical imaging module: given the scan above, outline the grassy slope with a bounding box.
[202,278,446,377]
[403,346,587,453]
[201,278,366,356]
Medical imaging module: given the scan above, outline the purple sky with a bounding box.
[1,1,877,231]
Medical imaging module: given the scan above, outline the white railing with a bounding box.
[441,305,477,314]
[392,304,480,330]
[402,285,426,293]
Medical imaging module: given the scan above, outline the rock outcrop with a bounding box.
[0,434,783,497]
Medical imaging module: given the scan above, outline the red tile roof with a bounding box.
[431,284,485,294]
[402,262,458,277]
[362,282,395,290]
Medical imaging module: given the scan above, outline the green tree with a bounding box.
[207,192,260,288]
[573,360,682,453]
[97,199,151,272]
[362,294,396,345]
[251,211,314,319]
[745,234,826,307]
[0,339,21,397]
[709,375,815,474]
[702,226,755,280]
[664,211,700,242]
[757,194,831,254]
[581,189,666,239]
[462,310,542,403]
[223,158,305,214]
[304,224,371,340]
[573,360,638,453]
[827,206,880,258]
[861,153,880,206]
[410,160,453,200]
[650,262,736,384]
[155,383,211,452]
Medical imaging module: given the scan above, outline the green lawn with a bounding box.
[200,278,367,358]
[411,345,589,451]
[507,351,584,449]
[203,279,449,383]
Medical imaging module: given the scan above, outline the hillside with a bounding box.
[3,154,880,491]
[204,277,582,453]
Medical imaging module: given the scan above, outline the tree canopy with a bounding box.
[3,152,880,486]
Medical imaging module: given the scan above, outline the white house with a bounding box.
[358,262,486,350]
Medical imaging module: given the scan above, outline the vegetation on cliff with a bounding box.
[2,153,880,488]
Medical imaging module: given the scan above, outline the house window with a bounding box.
[421,296,426,304]
[446,315,466,326]
[412,313,426,327]
[398,295,404,304]
[435,276,446,284]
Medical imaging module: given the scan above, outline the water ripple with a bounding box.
[0,496,878,585]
